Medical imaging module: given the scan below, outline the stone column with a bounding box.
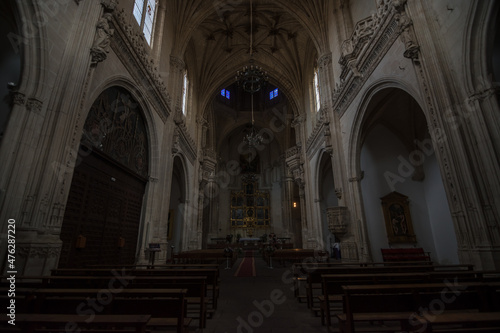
[282,170,295,240]
[405,0,500,268]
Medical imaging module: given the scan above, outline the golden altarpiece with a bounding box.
[230,174,271,238]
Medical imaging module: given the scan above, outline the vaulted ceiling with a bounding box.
[167,0,332,113]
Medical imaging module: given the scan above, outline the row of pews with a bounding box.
[1,263,221,333]
[173,249,237,265]
[291,261,500,332]
[263,248,330,267]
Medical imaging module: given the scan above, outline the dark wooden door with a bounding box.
[59,146,146,268]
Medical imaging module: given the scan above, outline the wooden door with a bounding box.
[59,147,146,267]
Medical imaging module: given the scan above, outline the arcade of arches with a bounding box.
[1,0,500,275]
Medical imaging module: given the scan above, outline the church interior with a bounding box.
[1,0,500,332]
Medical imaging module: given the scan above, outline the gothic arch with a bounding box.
[350,82,458,264]
[169,154,189,253]
[85,76,161,180]
[314,149,338,251]
[348,79,425,179]
[462,0,500,163]
[10,0,48,98]
[59,84,153,267]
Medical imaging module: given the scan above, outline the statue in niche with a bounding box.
[395,12,419,59]
[91,13,114,65]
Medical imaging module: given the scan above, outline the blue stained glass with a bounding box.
[270,88,278,99]
[221,89,230,99]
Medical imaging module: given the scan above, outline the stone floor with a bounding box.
[193,254,333,333]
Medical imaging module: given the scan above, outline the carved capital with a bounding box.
[26,98,43,113]
[335,188,343,199]
[170,55,185,73]
[12,92,26,106]
[318,53,332,70]
[391,0,408,13]
[291,115,305,127]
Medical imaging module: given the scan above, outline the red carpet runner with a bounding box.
[234,251,256,277]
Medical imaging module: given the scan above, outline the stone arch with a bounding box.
[314,149,338,256]
[350,82,458,264]
[58,85,153,267]
[85,76,161,181]
[169,154,189,255]
[0,0,22,137]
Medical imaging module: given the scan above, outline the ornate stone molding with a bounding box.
[318,53,333,70]
[285,146,301,159]
[101,0,118,12]
[170,55,185,75]
[339,15,375,74]
[334,0,401,116]
[200,148,217,183]
[110,9,171,122]
[285,146,304,185]
[327,206,349,240]
[17,244,62,259]
[467,85,499,104]
[172,122,197,164]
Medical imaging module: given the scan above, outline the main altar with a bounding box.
[230,174,271,237]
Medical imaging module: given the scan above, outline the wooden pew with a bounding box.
[17,275,210,329]
[381,247,431,262]
[336,282,500,333]
[87,263,220,270]
[303,265,437,310]
[173,249,236,265]
[266,249,329,267]
[318,272,431,327]
[0,313,151,333]
[317,267,486,326]
[49,267,220,322]
[318,270,490,328]
[30,288,190,333]
[50,267,220,309]
[291,262,470,302]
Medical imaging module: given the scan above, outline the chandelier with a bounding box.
[235,0,268,149]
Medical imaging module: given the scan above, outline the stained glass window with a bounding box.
[269,88,278,100]
[221,89,230,99]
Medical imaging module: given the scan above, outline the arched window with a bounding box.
[182,70,188,115]
[133,0,157,45]
[313,68,321,112]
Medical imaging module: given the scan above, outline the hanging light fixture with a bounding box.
[235,0,268,148]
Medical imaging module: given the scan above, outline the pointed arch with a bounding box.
[350,81,458,264]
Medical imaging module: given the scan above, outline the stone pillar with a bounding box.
[405,0,500,269]
[282,171,295,240]
[0,1,105,275]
